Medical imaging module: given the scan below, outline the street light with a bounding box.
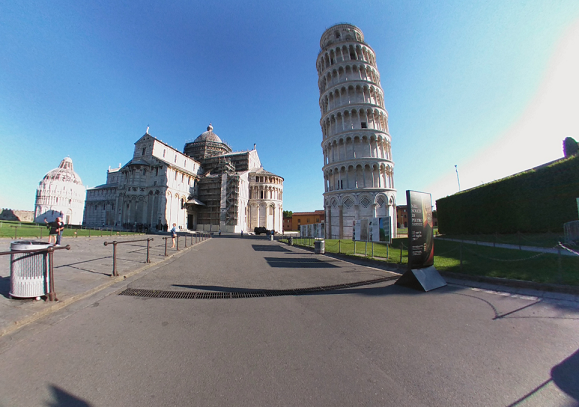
[455,165,461,192]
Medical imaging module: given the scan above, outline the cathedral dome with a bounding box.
[194,124,222,143]
[42,157,83,185]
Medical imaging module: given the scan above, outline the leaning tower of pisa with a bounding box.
[317,24,396,239]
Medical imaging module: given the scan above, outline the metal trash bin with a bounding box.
[314,239,325,254]
[10,241,51,299]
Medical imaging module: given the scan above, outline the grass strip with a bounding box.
[282,237,579,286]
[0,221,142,239]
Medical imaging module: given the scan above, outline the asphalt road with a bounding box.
[0,235,578,407]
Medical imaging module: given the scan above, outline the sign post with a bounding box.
[395,191,446,292]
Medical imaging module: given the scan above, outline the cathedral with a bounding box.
[83,125,283,233]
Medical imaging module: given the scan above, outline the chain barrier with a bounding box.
[435,244,462,257]
[326,240,339,250]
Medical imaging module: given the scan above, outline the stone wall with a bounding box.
[0,209,35,222]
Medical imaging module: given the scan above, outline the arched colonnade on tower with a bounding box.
[323,133,392,164]
[324,192,396,240]
[317,43,376,76]
[321,108,388,138]
[320,83,384,114]
[318,64,380,94]
[324,162,394,192]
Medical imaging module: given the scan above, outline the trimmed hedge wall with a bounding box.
[436,156,579,234]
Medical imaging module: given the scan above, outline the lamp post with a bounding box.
[455,165,461,192]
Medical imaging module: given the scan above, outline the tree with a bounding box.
[283,210,293,218]
[563,137,578,158]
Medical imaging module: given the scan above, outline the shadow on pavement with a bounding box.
[0,275,10,299]
[264,257,340,268]
[46,384,92,407]
[252,245,291,252]
[552,349,579,402]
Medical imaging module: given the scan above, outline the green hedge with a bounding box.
[436,156,579,234]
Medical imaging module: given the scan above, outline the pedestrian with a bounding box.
[170,223,177,248]
[44,218,58,245]
[56,217,64,246]
[241,230,244,237]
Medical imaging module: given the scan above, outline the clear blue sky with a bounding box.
[1,0,578,213]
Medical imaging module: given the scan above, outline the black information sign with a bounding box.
[406,190,434,269]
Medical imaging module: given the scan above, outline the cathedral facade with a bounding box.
[83,125,283,233]
[317,24,396,239]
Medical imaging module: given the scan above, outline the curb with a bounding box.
[0,239,207,338]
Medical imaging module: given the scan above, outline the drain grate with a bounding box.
[118,276,398,300]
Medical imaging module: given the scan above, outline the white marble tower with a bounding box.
[317,24,396,239]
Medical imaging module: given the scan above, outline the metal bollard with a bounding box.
[460,242,463,272]
[47,247,57,301]
[147,239,151,263]
[399,243,403,264]
[103,241,118,276]
[558,244,562,284]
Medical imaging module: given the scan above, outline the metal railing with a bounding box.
[159,232,211,256]
[103,238,154,276]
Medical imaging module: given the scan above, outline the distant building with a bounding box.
[283,214,292,232]
[396,205,408,228]
[289,210,325,231]
[317,24,396,239]
[84,125,283,233]
[34,157,86,225]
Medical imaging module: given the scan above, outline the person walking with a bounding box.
[170,223,177,248]
[44,218,57,244]
[55,217,64,246]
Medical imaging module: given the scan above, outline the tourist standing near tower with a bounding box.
[317,24,396,239]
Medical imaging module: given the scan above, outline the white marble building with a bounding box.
[317,24,396,239]
[34,157,86,225]
[84,125,283,233]
[249,168,284,233]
